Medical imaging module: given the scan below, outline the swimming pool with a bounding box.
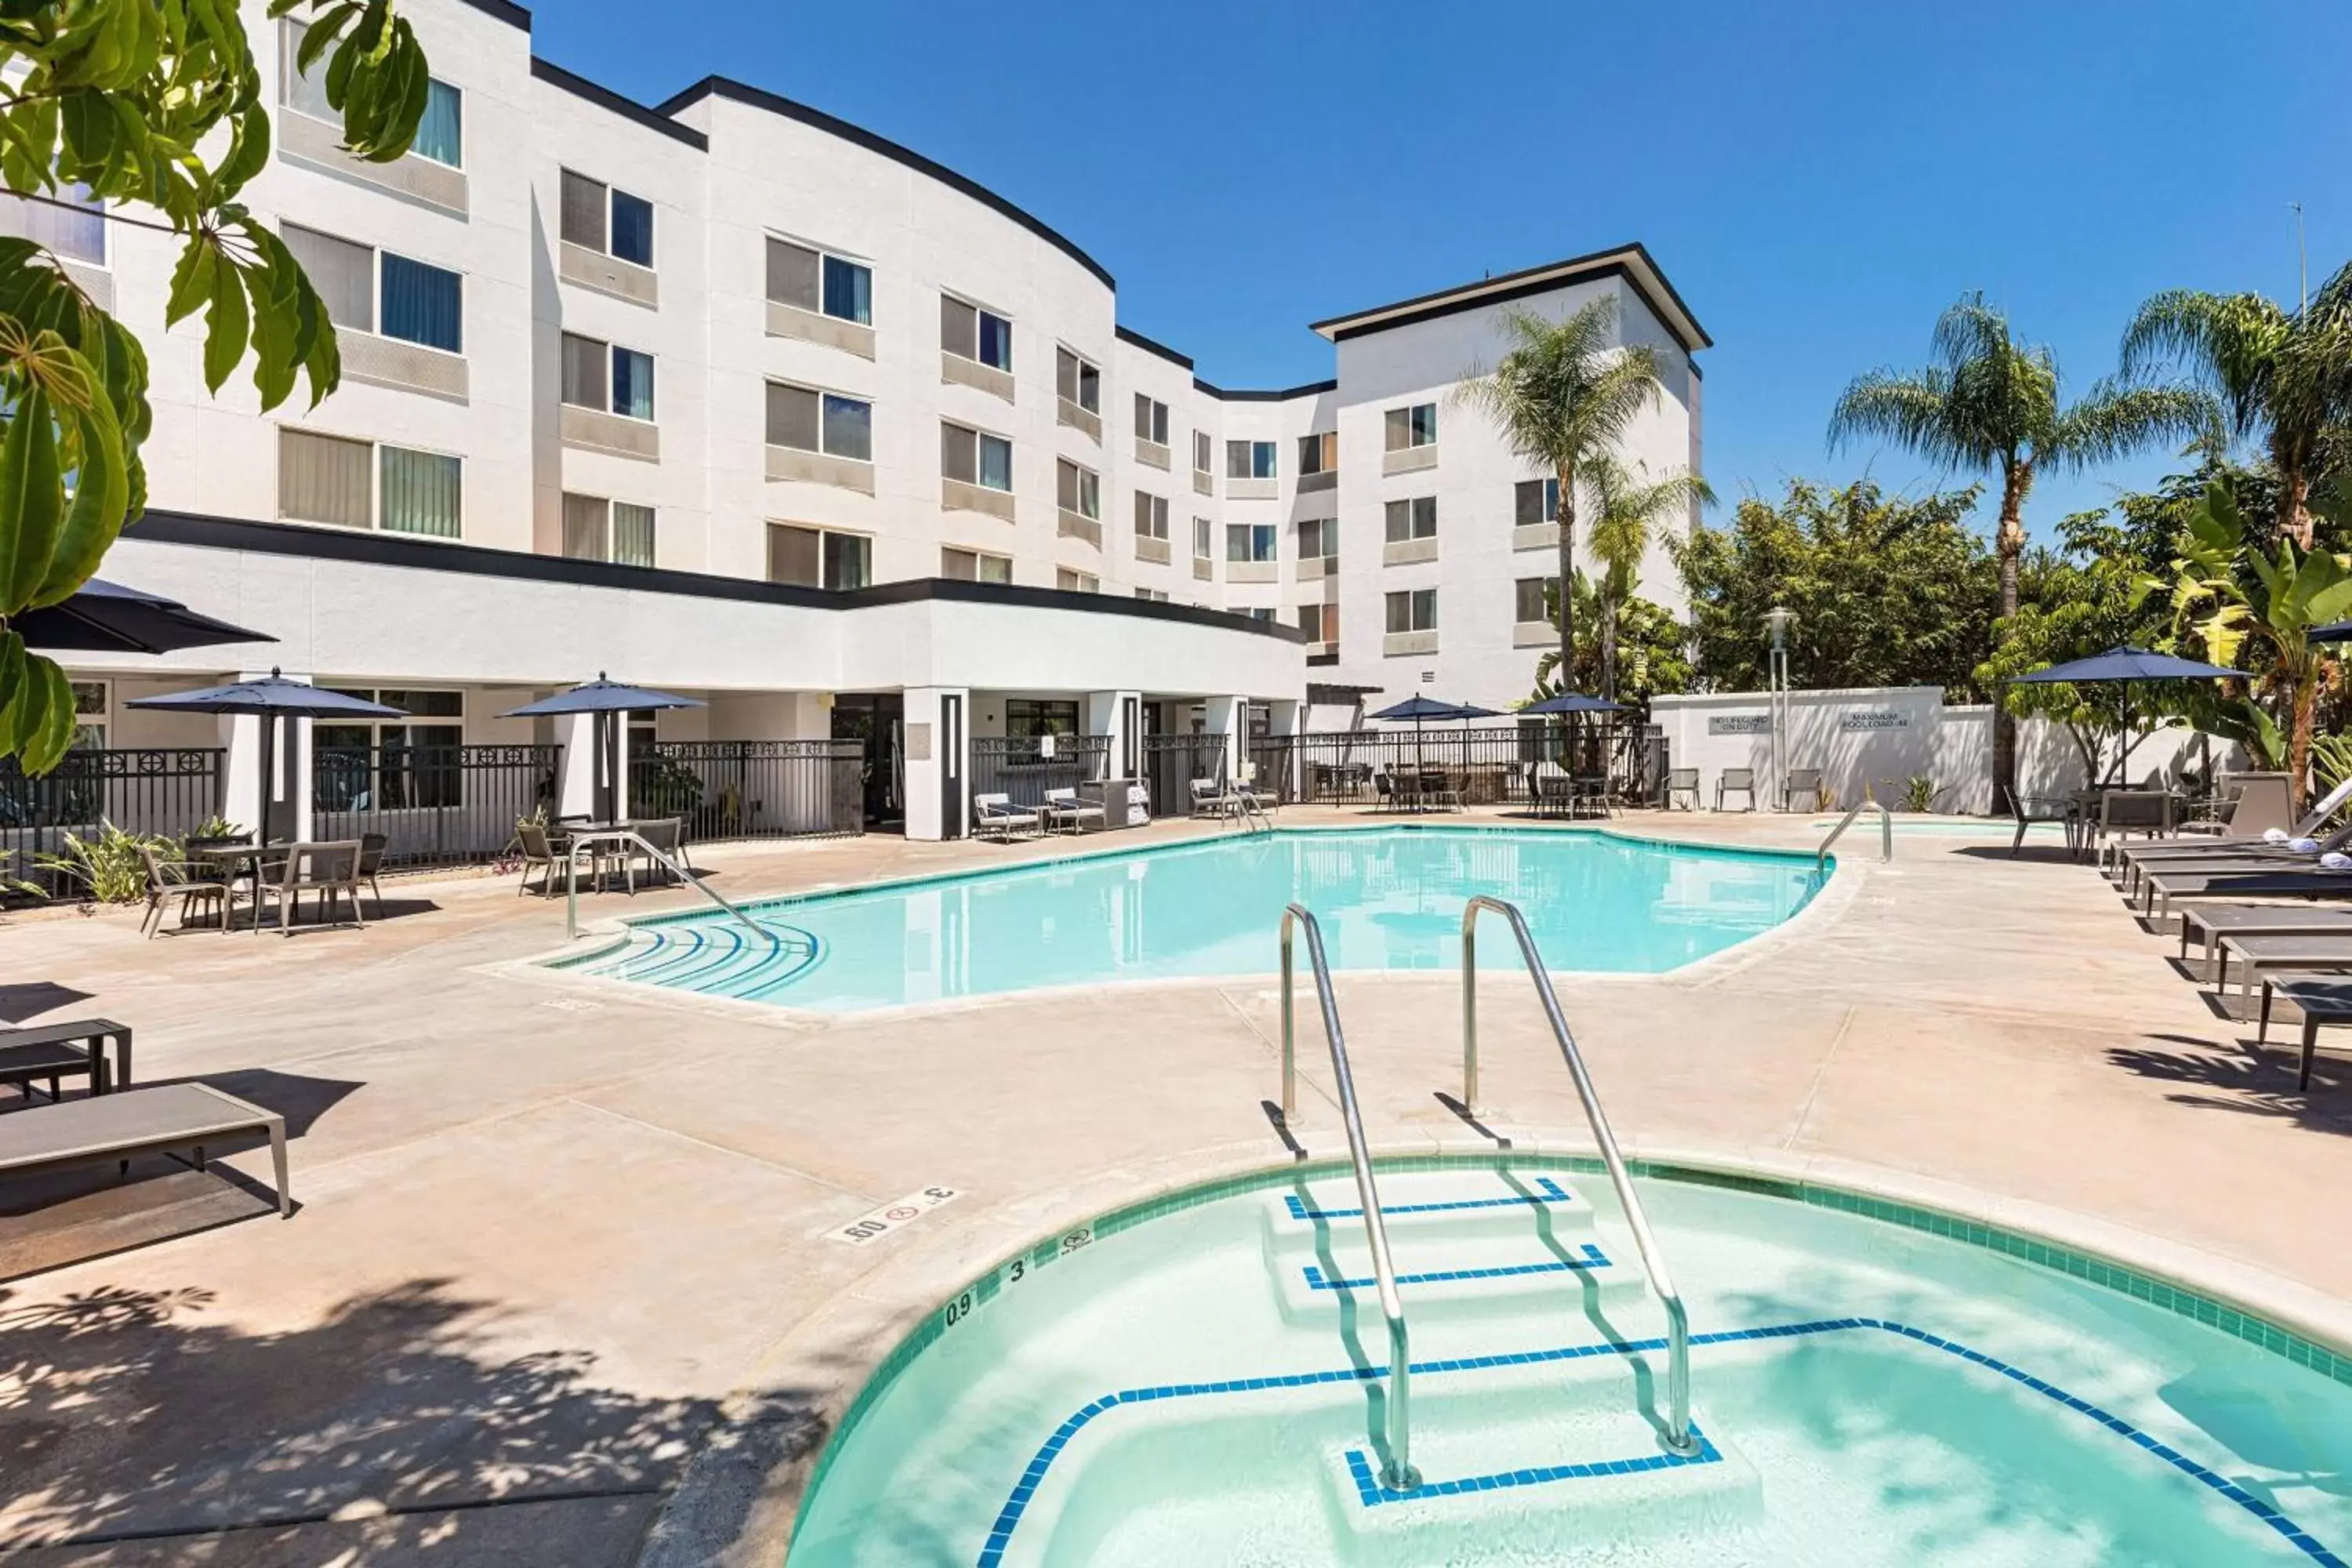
[786,1156,2352,1566]
[554,827,1824,1013]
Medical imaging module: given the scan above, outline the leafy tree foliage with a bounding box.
[0,0,428,771]
[1527,569,1691,707]
[1671,478,1997,700]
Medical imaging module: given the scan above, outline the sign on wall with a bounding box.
[1838,711,1911,732]
[1707,715,1772,735]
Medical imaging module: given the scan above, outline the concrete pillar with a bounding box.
[1203,695,1247,785]
[1086,689,1142,781]
[1267,698,1302,800]
[902,686,971,840]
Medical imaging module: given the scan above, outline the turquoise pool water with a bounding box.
[786,1158,2352,1566]
[557,827,1824,1013]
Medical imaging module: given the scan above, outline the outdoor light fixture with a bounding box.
[1762,606,1797,808]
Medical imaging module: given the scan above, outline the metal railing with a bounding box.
[1279,903,1418,1492]
[564,828,771,945]
[1460,895,1697,1457]
[1816,797,1893,873]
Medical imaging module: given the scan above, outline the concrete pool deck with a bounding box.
[2,809,2347,1565]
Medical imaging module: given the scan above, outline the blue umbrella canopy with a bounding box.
[2310,621,2352,644]
[499,673,705,717]
[1521,691,1627,715]
[1370,695,1498,723]
[2006,646,2240,684]
[125,668,407,718]
[15,578,275,655]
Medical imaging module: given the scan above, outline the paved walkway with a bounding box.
[0,811,2344,1566]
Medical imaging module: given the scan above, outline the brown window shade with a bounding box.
[1515,578,1555,622]
[766,238,819,310]
[1056,347,1078,401]
[940,296,978,358]
[277,428,372,528]
[767,523,821,587]
[942,546,978,580]
[1384,408,1410,451]
[941,422,977,483]
[280,223,373,333]
[1515,480,1544,526]
[560,170,608,252]
[1057,458,1080,512]
[561,332,607,409]
[766,383,821,450]
[561,493,608,560]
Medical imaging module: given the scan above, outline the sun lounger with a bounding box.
[0,1081,291,1217]
[2217,933,2352,1000]
[972,793,1044,841]
[2137,866,2352,922]
[1042,787,1106,834]
[2179,906,2352,982]
[0,1018,132,1103]
[2107,776,2352,878]
[2255,974,2352,1091]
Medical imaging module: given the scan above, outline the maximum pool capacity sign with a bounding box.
[831,1185,962,1247]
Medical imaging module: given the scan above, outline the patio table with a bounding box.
[186,843,292,933]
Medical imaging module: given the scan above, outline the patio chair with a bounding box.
[626,818,688,891]
[1716,768,1756,811]
[1570,774,1613,819]
[1,1018,131,1105]
[1417,768,1463,812]
[1372,771,1399,812]
[357,832,389,917]
[1665,768,1700,811]
[1529,762,1571,820]
[2009,792,2079,858]
[973,793,1044,841]
[255,841,366,935]
[1784,768,1823,812]
[516,820,568,898]
[1189,778,1240,819]
[135,842,234,938]
[1044,787,1106,834]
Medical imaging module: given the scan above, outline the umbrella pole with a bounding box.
[257,713,274,844]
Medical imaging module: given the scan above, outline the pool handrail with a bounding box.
[1459,895,1699,1457]
[1817,797,1893,872]
[564,828,771,945]
[1279,902,1420,1492]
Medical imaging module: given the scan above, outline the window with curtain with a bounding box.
[768,238,820,311]
[977,309,1012,372]
[611,346,655,420]
[412,78,463,167]
[1055,347,1099,412]
[1299,517,1336,558]
[821,255,869,324]
[977,431,1012,492]
[940,296,977,358]
[278,428,372,528]
[1298,430,1338,474]
[561,492,610,560]
[1192,516,1212,559]
[379,446,461,537]
[942,547,1011,583]
[822,394,872,462]
[1385,403,1438,450]
[0,183,105,265]
[1192,431,1211,473]
[768,523,822,587]
[379,252,461,352]
[822,532,871,590]
[1057,459,1099,518]
[941,422,977,483]
[280,223,373,332]
[1134,492,1168,539]
[612,503,655,567]
[1225,440,1276,479]
[281,20,333,121]
[1386,588,1438,633]
[1135,394,1169,444]
[1226,523,1276,562]
[766,383,820,451]
[609,190,653,267]
[1298,603,1336,641]
[1515,577,1557,623]
[1052,571,1098,594]
[561,332,608,410]
[1385,495,1438,542]
[1514,477,1561,524]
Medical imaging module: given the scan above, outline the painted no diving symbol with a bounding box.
[884,1206,919,1221]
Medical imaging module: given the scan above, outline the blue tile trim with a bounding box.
[1342,1422,1722,1507]
[1283,1175,1573,1221]
[971,1316,2348,1567]
[1304,1241,1611,1293]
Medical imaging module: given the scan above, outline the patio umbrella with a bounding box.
[2008,645,2241,786]
[127,668,408,841]
[2310,621,2352,644]
[1369,695,1500,771]
[15,578,274,654]
[1519,692,1625,715]
[499,674,705,822]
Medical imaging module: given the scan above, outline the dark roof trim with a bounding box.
[456,0,532,29]
[1114,325,1192,371]
[1192,377,1338,403]
[531,59,708,151]
[655,78,1114,291]
[124,511,1307,644]
[1310,241,1710,354]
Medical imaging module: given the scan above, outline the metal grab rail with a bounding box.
[564,829,771,944]
[1279,903,1419,1492]
[1460,895,1698,1457]
[1816,797,1893,872]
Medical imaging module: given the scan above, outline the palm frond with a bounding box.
[2045,379,2223,472]
[2117,289,2287,437]
[1827,368,1965,465]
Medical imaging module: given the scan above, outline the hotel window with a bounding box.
[1055,568,1099,594]
[767,383,873,463]
[1515,477,1561,524]
[1134,492,1169,539]
[1057,458,1101,519]
[1297,430,1337,475]
[285,24,461,167]
[766,236,873,325]
[281,223,462,353]
[314,688,464,811]
[1226,439,1276,480]
[278,428,460,538]
[1192,430,1212,475]
[1007,698,1080,734]
[1386,588,1438,633]
[1226,522,1276,563]
[1054,347,1101,413]
[560,171,654,267]
[1298,517,1337,559]
[942,546,1012,583]
[0,180,104,265]
[1192,516,1214,561]
[767,523,872,590]
[1246,608,1277,624]
[1134,587,1171,602]
[563,333,655,420]
[941,295,1012,371]
[1134,394,1170,445]
[562,493,656,567]
[1385,495,1438,542]
[1298,603,1337,642]
[1515,576,1558,623]
[1384,402,1437,451]
[943,422,1014,492]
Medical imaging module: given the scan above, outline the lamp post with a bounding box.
[1763,607,1796,808]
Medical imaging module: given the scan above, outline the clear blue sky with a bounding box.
[537,0,2350,543]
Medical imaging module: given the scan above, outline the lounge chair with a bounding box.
[2216,931,2352,1000]
[2009,792,2079,858]
[1784,768,1823,812]
[0,1081,291,1217]
[974,793,1044,841]
[136,843,235,937]
[2137,866,2352,923]
[2256,973,2352,1091]
[1665,767,1700,811]
[2175,774,2296,841]
[0,1018,132,1105]
[1044,787,1106,834]
[2107,775,2352,878]
[2179,905,2352,982]
[1189,778,1236,819]
[1716,768,1755,811]
[2113,821,2352,902]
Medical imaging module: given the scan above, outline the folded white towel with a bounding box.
[2292,837,2322,854]
[2264,827,2291,843]
[2322,851,2351,870]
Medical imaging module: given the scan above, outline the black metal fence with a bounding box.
[628,739,865,840]
[971,734,1112,811]
[1141,732,1228,817]
[314,743,559,866]
[1,747,226,896]
[1283,723,1660,807]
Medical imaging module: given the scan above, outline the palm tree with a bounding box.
[1828,292,2215,809]
[1584,454,1713,699]
[1458,299,1667,690]
[2120,260,2352,551]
